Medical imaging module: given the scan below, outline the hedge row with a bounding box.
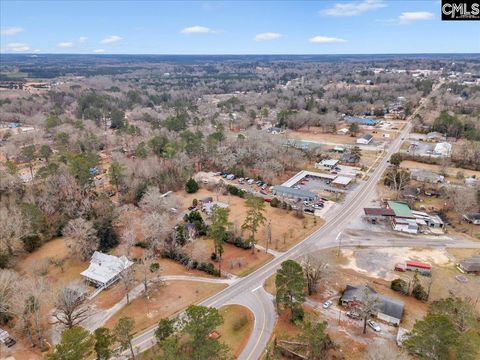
[226,185,246,198]
[161,248,220,277]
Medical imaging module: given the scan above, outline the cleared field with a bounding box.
[190,238,273,276]
[104,280,227,333]
[217,305,254,357]
[400,160,480,179]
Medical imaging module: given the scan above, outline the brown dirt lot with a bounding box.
[188,238,273,276]
[104,280,227,333]
[16,237,86,289]
[217,305,254,357]
[286,126,396,145]
[178,188,323,252]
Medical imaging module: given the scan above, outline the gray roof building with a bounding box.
[459,256,480,273]
[271,185,316,201]
[341,284,405,324]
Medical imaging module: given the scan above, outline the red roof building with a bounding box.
[406,260,431,270]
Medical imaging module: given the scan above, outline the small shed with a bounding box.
[458,256,480,274]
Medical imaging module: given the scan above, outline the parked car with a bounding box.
[226,174,235,180]
[213,172,222,176]
[346,311,361,319]
[304,207,315,213]
[368,320,381,332]
[322,300,333,309]
[314,204,323,209]
[247,179,255,185]
[238,177,245,182]
[261,184,268,190]
[264,198,272,203]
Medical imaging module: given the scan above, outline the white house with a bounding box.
[81,252,133,288]
[356,134,373,145]
[337,128,350,135]
[316,159,339,169]
[434,142,452,157]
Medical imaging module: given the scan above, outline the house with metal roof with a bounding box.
[81,251,134,288]
[317,159,339,169]
[340,284,405,325]
[345,116,378,126]
[357,134,373,145]
[271,185,316,201]
[387,201,414,218]
[410,169,444,184]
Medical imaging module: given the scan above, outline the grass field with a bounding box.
[217,305,254,357]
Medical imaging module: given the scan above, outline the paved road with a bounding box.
[123,82,459,359]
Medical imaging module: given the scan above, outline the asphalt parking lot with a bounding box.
[296,177,356,195]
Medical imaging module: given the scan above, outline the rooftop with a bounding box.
[332,176,353,186]
[272,185,316,199]
[81,251,133,286]
[341,284,404,320]
[388,201,414,218]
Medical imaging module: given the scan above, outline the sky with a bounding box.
[1,0,479,54]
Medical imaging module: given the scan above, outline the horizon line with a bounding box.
[1,52,480,56]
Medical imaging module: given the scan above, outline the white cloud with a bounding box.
[309,35,347,44]
[180,25,213,34]
[57,42,74,49]
[1,27,24,36]
[254,32,283,42]
[78,36,88,43]
[321,0,386,16]
[100,35,122,44]
[5,42,30,52]
[399,11,434,24]
[93,49,105,53]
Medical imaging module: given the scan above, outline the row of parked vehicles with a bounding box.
[214,172,270,192]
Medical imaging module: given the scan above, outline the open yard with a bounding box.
[178,188,323,252]
[217,305,254,357]
[400,160,480,180]
[104,280,227,333]
[188,238,273,276]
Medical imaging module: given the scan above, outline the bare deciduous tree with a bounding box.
[142,212,170,252]
[301,255,331,296]
[0,205,31,255]
[139,187,179,215]
[118,259,136,305]
[0,269,19,321]
[63,218,99,261]
[52,282,91,329]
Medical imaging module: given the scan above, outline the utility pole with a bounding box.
[336,232,342,257]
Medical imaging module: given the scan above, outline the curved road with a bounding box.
[123,81,472,359]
